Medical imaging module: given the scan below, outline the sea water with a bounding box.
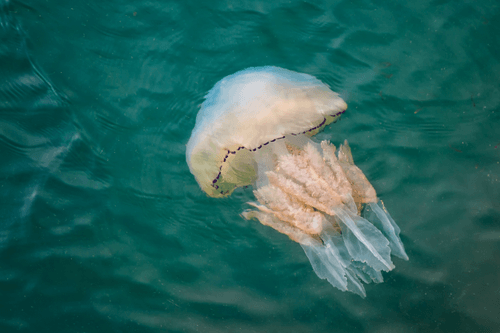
[1,0,499,332]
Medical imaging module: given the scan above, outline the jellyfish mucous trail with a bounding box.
[186,66,408,297]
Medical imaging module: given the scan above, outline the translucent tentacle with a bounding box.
[242,138,408,297]
[334,207,394,272]
[365,201,409,261]
[300,231,367,297]
[350,261,384,284]
[301,240,348,292]
[321,231,367,297]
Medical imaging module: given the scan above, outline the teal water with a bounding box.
[1,0,499,332]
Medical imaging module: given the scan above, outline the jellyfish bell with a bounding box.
[186,66,347,198]
[186,66,408,297]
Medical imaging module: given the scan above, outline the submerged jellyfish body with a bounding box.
[186,66,408,297]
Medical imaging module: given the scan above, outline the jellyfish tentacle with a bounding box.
[320,231,368,296]
[334,207,394,272]
[301,240,349,292]
[276,146,344,211]
[366,201,409,260]
[242,208,315,245]
[252,185,323,235]
[267,170,333,216]
[300,227,369,297]
[320,141,357,214]
[350,260,384,284]
[243,137,407,295]
[303,143,349,205]
[337,139,354,165]
[337,141,377,205]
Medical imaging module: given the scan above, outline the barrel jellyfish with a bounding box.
[186,66,408,297]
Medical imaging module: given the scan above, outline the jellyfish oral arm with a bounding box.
[242,138,408,296]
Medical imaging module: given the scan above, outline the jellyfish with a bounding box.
[186,66,408,297]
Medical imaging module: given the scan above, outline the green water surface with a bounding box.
[1,0,499,332]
